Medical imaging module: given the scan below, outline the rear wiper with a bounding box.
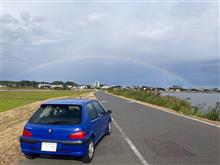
[48,121,72,124]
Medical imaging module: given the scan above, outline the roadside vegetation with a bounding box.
[0,90,90,112]
[108,89,220,121]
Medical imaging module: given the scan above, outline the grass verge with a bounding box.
[0,90,90,112]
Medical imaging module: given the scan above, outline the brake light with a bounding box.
[23,129,32,137]
[69,131,86,139]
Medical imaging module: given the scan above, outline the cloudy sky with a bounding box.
[2,1,219,87]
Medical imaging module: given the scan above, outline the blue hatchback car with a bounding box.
[20,99,112,163]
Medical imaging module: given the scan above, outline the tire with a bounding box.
[24,154,37,159]
[106,122,111,135]
[81,140,95,163]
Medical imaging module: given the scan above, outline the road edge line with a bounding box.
[112,118,150,165]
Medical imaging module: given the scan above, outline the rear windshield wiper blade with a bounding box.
[48,121,73,124]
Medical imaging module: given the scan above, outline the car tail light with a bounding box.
[69,131,86,139]
[23,129,32,137]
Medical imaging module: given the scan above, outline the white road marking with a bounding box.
[112,118,150,165]
[168,112,220,128]
[101,100,109,103]
[127,100,134,103]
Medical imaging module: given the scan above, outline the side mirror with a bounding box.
[106,110,112,114]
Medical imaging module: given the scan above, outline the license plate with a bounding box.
[41,142,57,152]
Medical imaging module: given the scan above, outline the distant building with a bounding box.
[168,85,187,92]
[101,85,112,89]
[91,81,100,89]
[67,85,78,89]
[67,85,73,89]
[38,84,51,88]
[78,85,87,89]
[0,84,6,88]
[95,81,100,88]
[51,84,63,89]
[38,84,64,89]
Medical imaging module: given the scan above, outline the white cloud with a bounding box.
[134,26,173,40]
[74,12,106,27]
[3,13,63,47]
[87,12,105,23]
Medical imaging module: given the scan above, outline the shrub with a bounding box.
[205,107,220,121]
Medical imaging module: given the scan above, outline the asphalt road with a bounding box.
[20,91,220,165]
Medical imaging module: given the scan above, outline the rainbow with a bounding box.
[24,55,191,85]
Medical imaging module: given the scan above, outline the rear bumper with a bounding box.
[20,137,89,157]
[20,137,86,145]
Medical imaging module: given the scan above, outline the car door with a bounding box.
[86,103,101,142]
[92,101,108,135]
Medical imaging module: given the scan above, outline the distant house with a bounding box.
[0,84,6,88]
[51,84,63,89]
[78,85,87,89]
[38,84,51,89]
[168,85,187,92]
[67,85,73,89]
[101,85,112,89]
[66,85,76,89]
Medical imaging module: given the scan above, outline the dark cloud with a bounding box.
[32,16,46,23]
[3,13,62,47]
[2,14,18,24]
[20,11,31,24]
[166,59,220,87]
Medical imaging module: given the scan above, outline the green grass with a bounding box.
[205,107,220,121]
[108,89,220,121]
[0,90,90,112]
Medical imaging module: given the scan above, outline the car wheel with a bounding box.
[24,154,37,159]
[82,140,95,163]
[106,122,111,135]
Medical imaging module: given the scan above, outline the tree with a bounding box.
[51,81,64,85]
[65,81,78,86]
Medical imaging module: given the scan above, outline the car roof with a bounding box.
[42,98,95,106]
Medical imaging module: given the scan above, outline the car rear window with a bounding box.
[29,104,81,125]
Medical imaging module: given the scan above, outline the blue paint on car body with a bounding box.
[20,99,112,162]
